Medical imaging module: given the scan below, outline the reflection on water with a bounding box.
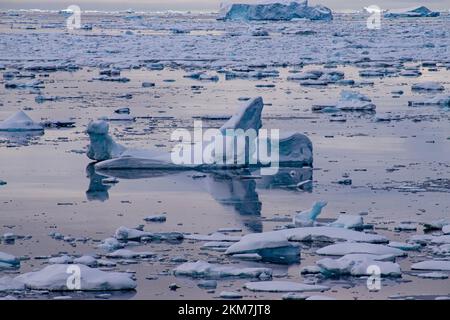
[86,165,313,232]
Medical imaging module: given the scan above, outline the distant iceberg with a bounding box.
[384,6,440,18]
[219,0,333,21]
[0,111,44,132]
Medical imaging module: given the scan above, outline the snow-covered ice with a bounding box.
[316,243,406,257]
[0,111,44,132]
[173,261,272,279]
[244,280,329,292]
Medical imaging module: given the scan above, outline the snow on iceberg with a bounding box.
[0,111,44,132]
[316,243,406,257]
[292,200,327,227]
[0,252,20,270]
[173,260,272,279]
[14,264,136,291]
[244,280,329,292]
[316,254,402,277]
[384,6,440,18]
[219,0,333,21]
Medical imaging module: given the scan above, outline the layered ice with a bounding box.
[219,1,333,21]
[173,260,272,279]
[0,111,44,132]
[0,252,20,270]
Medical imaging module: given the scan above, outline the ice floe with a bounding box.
[384,6,440,18]
[293,201,327,227]
[328,215,364,229]
[411,82,445,91]
[15,264,136,291]
[0,252,20,269]
[316,243,406,257]
[244,281,329,292]
[411,260,450,271]
[174,260,272,279]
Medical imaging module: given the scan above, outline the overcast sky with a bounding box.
[1,0,449,11]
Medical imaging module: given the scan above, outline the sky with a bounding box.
[0,0,449,12]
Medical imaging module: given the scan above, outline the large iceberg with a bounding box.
[384,6,440,18]
[219,0,333,21]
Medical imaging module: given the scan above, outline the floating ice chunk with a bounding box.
[143,214,167,222]
[430,236,450,245]
[220,291,243,299]
[408,234,434,244]
[415,272,448,279]
[198,280,217,289]
[244,281,329,292]
[432,244,450,256]
[408,95,450,107]
[423,219,450,230]
[97,237,123,251]
[411,260,450,271]
[293,201,327,227]
[394,223,417,232]
[4,80,43,89]
[174,261,272,279]
[0,252,20,269]
[87,121,126,161]
[411,82,445,91]
[282,292,307,300]
[316,243,406,257]
[14,264,136,291]
[49,255,74,264]
[0,276,25,292]
[336,90,376,112]
[285,227,387,243]
[443,225,450,235]
[316,255,402,277]
[219,0,333,21]
[114,226,152,241]
[107,249,156,259]
[73,255,98,267]
[328,215,363,229]
[388,242,421,251]
[384,6,440,18]
[0,111,44,132]
[277,132,313,166]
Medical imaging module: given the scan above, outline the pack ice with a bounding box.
[219,0,333,21]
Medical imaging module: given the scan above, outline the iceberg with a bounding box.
[0,252,20,270]
[316,243,407,257]
[14,264,136,291]
[89,97,313,171]
[411,82,445,91]
[244,281,329,292]
[384,6,440,18]
[219,1,333,21]
[316,254,402,277]
[0,276,25,292]
[328,214,364,229]
[173,260,272,279]
[0,111,44,132]
[292,201,327,227]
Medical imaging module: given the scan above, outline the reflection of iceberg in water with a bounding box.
[85,163,111,201]
[205,170,262,232]
[0,131,44,146]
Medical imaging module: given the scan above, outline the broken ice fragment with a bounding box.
[316,243,406,257]
[0,111,44,132]
[244,281,329,293]
[293,201,327,227]
[174,261,272,279]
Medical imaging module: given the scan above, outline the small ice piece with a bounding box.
[336,90,376,111]
[14,264,136,291]
[431,235,450,245]
[0,179,6,186]
[49,255,74,264]
[293,201,327,227]
[282,293,308,300]
[220,291,242,299]
[0,276,25,292]
[328,215,363,229]
[432,244,450,256]
[219,0,333,21]
[174,261,272,279]
[408,95,450,107]
[73,255,98,267]
[114,226,152,241]
[443,225,450,235]
[198,280,217,289]
[244,281,329,292]
[300,265,321,274]
[415,272,448,279]
[107,249,156,259]
[0,252,20,269]
[0,111,44,132]
[97,237,123,251]
[316,243,406,257]
[231,253,262,261]
[143,214,167,222]
[394,223,417,232]
[388,242,420,251]
[185,233,241,242]
[411,260,450,271]
[316,254,402,277]
[411,82,445,91]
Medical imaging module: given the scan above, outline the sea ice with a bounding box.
[106,249,156,259]
[14,264,137,291]
[328,215,364,229]
[0,252,20,269]
[173,261,272,279]
[384,6,440,18]
[411,82,445,91]
[0,276,25,292]
[411,260,450,271]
